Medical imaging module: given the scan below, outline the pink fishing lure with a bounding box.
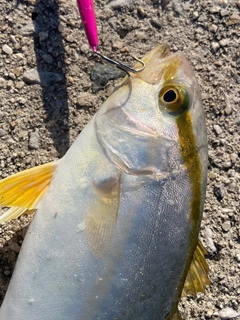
[77,0,99,51]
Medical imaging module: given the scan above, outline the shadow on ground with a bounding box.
[32,0,69,157]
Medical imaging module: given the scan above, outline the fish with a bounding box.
[0,44,209,320]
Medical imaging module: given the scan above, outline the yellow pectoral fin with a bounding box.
[85,174,121,259]
[0,161,58,222]
[182,240,210,297]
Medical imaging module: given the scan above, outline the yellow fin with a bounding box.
[85,174,121,258]
[182,240,210,297]
[0,161,58,222]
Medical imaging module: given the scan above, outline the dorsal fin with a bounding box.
[0,161,58,222]
[182,240,210,297]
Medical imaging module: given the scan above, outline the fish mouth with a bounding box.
[133,44,181,85]
[140,43,171,64]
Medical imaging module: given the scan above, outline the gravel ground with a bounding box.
[0,0,239,318]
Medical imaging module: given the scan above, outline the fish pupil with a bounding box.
[163,89,177,103]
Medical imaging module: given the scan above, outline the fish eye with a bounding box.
[162,89,177,103]
[159,84,189,114]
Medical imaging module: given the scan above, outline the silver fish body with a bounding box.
[0,45,207,320]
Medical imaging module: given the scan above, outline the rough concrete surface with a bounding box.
[0,0,239,318]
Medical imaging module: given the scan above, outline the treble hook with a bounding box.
[94,51,145,76]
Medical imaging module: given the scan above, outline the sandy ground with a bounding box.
[0,0,239,318]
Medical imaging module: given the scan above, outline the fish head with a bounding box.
[95,44,207,179]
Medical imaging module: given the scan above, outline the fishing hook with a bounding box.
[93,51,145,76]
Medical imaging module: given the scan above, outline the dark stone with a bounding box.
[214,184,226,200]
[90,63,125,93]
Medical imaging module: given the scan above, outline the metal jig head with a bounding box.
[93,51,145,76]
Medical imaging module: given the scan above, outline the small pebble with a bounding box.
[14,43,21,50]
[0,77,6,87]
[214,184,226,200]
[42,54,53,64]
[18,97,26,105]
[151,18,162,29]
[2,44,13,55]
[219,307,240,319]
[172,0,183,15]
[10,242,21,253]
[205,309,213,318]
[13,66,23,77]
[209,24,218,32]
[16,81,25,89]
[66,34,74,43]
[80,44,89,54]
[4,270,11,276]
[219,138,226,145]
[136,31,146,40]
[205,228,217,252]
[9,35,18,44]
[209,6,220,13]
[234,116,240,126]
[7,80,13,89]
[208,172,216,180]
[211,42,220,51]
[224,105,232,115]
[112,41,123,50]
[219,38,229,47]
[67,76,74,84]
[23,68,64,86]
[222,161,232,168]
[76,93,98,108]
[221,220,231,232]
[9,72,16,80]
[137,6,147,18]
[193,11,199,19]
[218,0,228,6]
[58,23,64,33]
[29,130,40,150]
[230,153,237,163]
[0,129,6,137]
[14,53,24,60]
[213,124,223,135]
[38,32,48,42]
[214,60,223,67]
[19,21,37,36]
[107,0,132,9]
[220,9,230,17]
[227,13,240,25]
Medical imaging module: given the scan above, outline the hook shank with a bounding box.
[94,51,145,76]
